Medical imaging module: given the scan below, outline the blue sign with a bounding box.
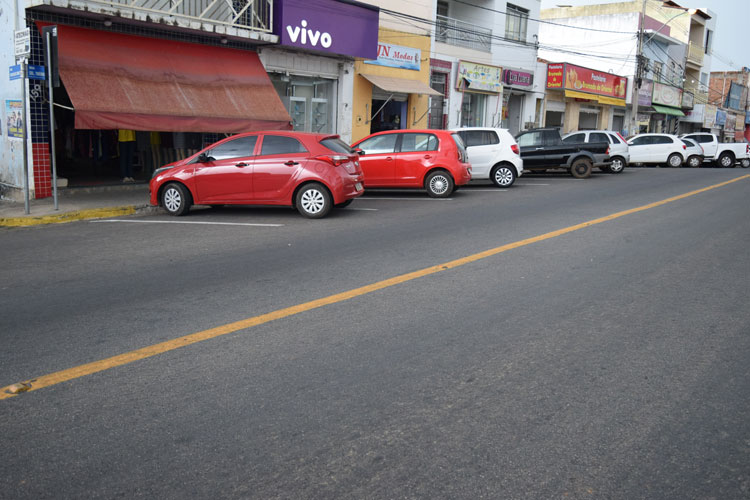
[28,65,46,80]
[9,65,22,80]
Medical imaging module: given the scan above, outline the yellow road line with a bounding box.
[2,175,748,399]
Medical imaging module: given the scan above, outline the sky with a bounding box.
[538,0,746,72]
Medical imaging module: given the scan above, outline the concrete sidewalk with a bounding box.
[0,183,159,227]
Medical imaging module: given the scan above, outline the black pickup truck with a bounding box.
[515,128,610,178]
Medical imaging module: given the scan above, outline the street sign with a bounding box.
[14,29,31,58]
[28,65,46,80]
[9,64,22,81]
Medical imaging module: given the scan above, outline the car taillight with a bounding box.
[682,144,687,150]
[511,144,520,155]
[606,146,610,155]
[316,154,350,167]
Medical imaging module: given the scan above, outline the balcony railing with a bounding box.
[50,0,273,33]
[435,14,492,52]
[684,82,709,104]
[687,42,704,66]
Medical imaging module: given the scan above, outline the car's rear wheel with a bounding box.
[687,155,702,168]
[161,183,191,216]
[424,170,454,197]
[718,152,734,168]
[570,158,592,179]
[741,158,750,168]
[491,164,516,188]
[667,153,683,168]
[609,156,626,173]
[296,183,331,218]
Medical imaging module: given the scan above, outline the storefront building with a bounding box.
[352,28,439,143]
[650,82,685,134]
[2,3,293,199]
[455,61,503,129]
[264,0,379,143]
[544,62,627,134]
[501,68,534,135]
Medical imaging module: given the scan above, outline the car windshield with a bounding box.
[320,137,353,154]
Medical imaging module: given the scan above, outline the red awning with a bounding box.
[46,24,291,132]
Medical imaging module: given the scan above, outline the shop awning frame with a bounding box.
[49,24,291,133]
[360,74,442,97]
[565,89,626,107]
[652,104,686,117]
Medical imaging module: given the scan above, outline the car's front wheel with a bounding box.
[161,183,192,216]
[687,155,702,168]
[667,153,683,168]
[424,170,454,197]
[296,183,332,219]
[741,158,750,168]
[491,164,516,188]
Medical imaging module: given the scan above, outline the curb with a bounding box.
[0,205,145,227]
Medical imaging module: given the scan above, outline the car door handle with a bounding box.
[235,162,248,167]
[284,161,299,166]
[423,154,432,159]
[385,157,393,161]
[535,147,544,150]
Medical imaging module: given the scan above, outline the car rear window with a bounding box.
[589,132,609,143]
[562,133,584,144]
[320,137,353,154]
[400,133,438,152]
[451,133,467,157]
[460,130,499,147]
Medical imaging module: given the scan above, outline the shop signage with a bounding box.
[503,68,533,88]
[274,0,379,59]
[14,29,30,58]
[638,79,653,107]
[681,91,694,110]
[745,110,750,125]
[5,99,23,139]
[364,42,420,71]
[546,62,627,99]
[703,104,717,128]
[652,82,683,108]
[735,113,744,131]
[715,108,727,127]
[457,61,502,93]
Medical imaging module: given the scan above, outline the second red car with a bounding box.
[351,130,471,197]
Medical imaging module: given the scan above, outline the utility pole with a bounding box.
[629,0,647,136]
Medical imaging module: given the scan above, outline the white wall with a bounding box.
[0,0,28,198]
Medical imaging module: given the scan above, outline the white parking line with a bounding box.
[92,219,284,227]
[347,207,379,211]
[359,197,453,201]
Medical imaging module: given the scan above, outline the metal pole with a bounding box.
[629,0,646,136]
[46,30,58,210]
[21,57,30,215]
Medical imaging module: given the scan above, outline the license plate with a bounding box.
[355,182,363,191]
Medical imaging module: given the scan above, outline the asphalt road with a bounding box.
[2,168,750,499]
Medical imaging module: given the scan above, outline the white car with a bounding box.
[453,128,523,187]
[680,133,750,168]
[680,138,704,168]
[562,130,629,173]
[626,133,686,167]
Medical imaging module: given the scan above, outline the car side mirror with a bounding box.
[198,153,213,163]
[354,148,365,156]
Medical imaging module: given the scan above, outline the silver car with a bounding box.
[562,130,630,173]
[680,138,704,168]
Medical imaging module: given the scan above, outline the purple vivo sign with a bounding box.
[274,0,379,59]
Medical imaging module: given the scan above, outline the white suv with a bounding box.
[453,128,523,187]
[627,133,686,167]
[562,130,629,173]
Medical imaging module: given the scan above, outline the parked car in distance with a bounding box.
[680,138,704,168]
[515,127,609,178]
[562,130,629,173]
[149,131,364,218]
[452,127,523,187]
[626,133,686,167]
[680,132,750,167]
[351,129,471,197]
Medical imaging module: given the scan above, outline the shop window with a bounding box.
[461,93,487,127]
[400,133,439,152]
[207,135,257,160]
[545,111,563,128]
[260,135,307,155]
[358,134,398,154]
[578,111,599,130]
[272,74,335,134]
[505,4,529,42]
[429,72,448,129]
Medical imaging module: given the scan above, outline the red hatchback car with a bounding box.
[351,129,471,197]
[149,131,364,218]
